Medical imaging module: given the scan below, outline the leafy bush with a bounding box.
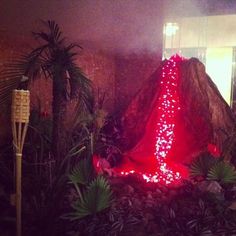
[66,192,141,236]
[152,182,236,236]
[65,175,236,236]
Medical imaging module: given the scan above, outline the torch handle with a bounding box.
[16,153,22,236]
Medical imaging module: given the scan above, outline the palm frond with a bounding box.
[68,65,94,113]
[67,144,86,158]
[33,20,64,46]
[207,161,236,184]
[65,43,82,54]
[0,19,94,125]
[69,176,113,220]
[68,158,94,185]
[190,153,218,178]
[48,20,63,43]
[0,19,92,99]
[0,43,50,99]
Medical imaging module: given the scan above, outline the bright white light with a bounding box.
[164,23,179,36]
[206,48,232,105]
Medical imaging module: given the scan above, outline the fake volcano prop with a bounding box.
[119,55,235,184]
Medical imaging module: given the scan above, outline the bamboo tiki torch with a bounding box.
[11,89,30,236]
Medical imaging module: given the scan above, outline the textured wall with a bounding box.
[0,37,116,145]
[29,49,116,116]
[77,50,116,112]
[0,34,162,146]
[114,52,162,114]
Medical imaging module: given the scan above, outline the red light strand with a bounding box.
[154,56,181,184]
[120,55,183,184]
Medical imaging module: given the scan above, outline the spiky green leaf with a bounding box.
[207,161,236,184]
[190,153,217,178]
[69,176,113,219]
[68,158,94,185]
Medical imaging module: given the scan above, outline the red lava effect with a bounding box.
[120,55,185,185]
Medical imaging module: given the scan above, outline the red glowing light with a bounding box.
[92,55,187,184]
[153,55,183,184]
[207,143,221,158]
[118,55,185,184]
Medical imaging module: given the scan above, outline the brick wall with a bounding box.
[0,35,162,145]
[0,36,116,145]
[114,52,162,114]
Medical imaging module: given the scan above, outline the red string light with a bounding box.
[119,55,184,184]
[153,55,182,184]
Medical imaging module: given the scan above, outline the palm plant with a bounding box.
[207,161,236,184]
[67,175,113,220]
[190,153,218,178]
[70,90,122,167]
[2,20,94,160]
[68,157,95,201]
[69,158,94,186]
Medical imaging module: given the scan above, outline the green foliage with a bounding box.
[190,153,217,178]
[68,203,141,236]
[17,109,71,236]
[23,173,69,236]
[2,20,94,113]
[2,20,94,161]
[68,158,94,186]
[24,109,52,167]
[207,161,236,184]
[69,93,122,168]
[152,183,236,236]
[67,176,113,220]
[190,152,236,185]
[66,143,86,159]
[64,177,236,236]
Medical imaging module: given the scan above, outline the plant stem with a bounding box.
[74,183,84,203]
[90,132,94,155]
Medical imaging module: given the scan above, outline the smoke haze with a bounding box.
[0,0,235,54]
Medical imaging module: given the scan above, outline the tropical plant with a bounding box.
[68,157,95,201]
[67,202,142,236]
[69,90,123,169]
[69,158,94,186]
[207,161,236,184]
[17,109,72,236]
[190,152,218,178]
[152,181,236,236]
[2,20,94,160]
[67,175,113,220]
[24,109,52,173]
[23,172,69,236]
[63,170,236,236]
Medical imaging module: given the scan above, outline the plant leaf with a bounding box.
[190,153,217,178]
[207,161,236,184]
[68,158,94,185]
[69,176,113,219]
